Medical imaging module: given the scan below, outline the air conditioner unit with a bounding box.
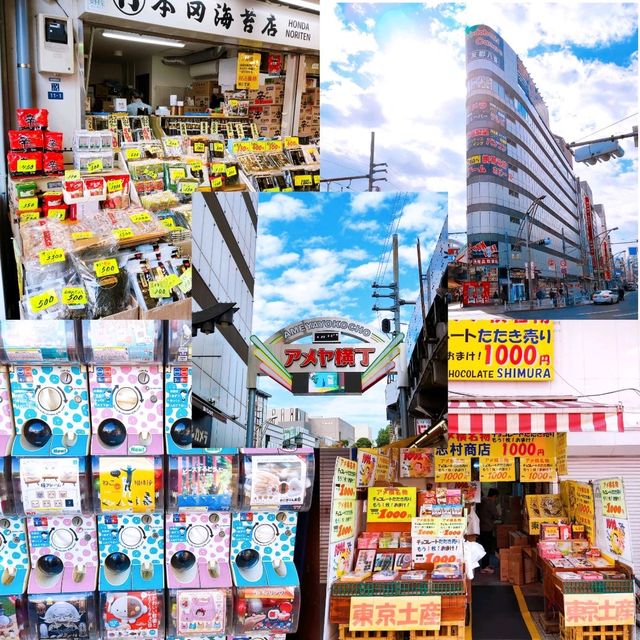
[190,60,219,78]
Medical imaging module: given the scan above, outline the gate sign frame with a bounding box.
[250,316,404,395]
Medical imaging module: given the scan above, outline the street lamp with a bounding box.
[594,227,618,289]
[518,195,546,308]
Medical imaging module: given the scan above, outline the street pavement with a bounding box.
[449,291,638,320]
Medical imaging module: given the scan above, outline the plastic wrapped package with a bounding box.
[44,130,64,152]
[21,275,89,320]
[28,592,98,640]
[42,152,64,175]
[184,156,208,186]
[7,151,42,177]
[139,191,180,211]
[74,151,114,173]
[103,174,131,209]
[8,130,44,151]
[187,136,210,161]
[267,151,292,170]
[165,162,189,192]
[162,136,183,158]
[128,159,166,182]
[209,136,226,159]
[168,589,232,637]
[16,108,48,130]
[128,258,186,312]
[100,591,164,639]
[19,218,72,279]
[72,130,112,152]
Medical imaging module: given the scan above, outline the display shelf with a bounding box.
[559,614,632,640]
[338,625,400,640]
[410,621,466,640]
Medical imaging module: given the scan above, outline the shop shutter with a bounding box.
[567,457,640,574]
[318,448,351,583]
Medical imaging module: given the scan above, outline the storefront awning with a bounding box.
[449,399,624,433]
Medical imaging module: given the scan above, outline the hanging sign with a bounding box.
[237,52,261,89]
[350,596,441,631]
[479,457,515,482]
[434,456,471,483]
[400,449,434,478]
[520,457,556,483]
[438,434,556,460]
[367,487,417,523]
[556,433,568,475]
[330,457,357,543]
[595,478,633,564]
[357,449,378,488]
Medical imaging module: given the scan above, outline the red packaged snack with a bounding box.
[8,129,44,151]
[44,131,64,151]
[7,151,42,176]
[43,152,64,175]
[16,108,48,130]
[43,191,64,207]
[103,174,130,209]
[83,177,105,197]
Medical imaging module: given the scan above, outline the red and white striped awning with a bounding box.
[449,399,624,434]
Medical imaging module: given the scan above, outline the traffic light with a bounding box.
[381,318,392,333]
[574,140,625,165]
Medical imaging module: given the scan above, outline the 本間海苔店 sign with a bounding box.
[350,596,441,631]
[367,487,417,523]
[448,319,553,381]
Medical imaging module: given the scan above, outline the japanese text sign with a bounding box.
[564,593,635,627]
[599,477,626,519]
[435,456,471,483]
[367,487,417,523]
[479,457,515,482]
[436,433,557,460]
[449,320,553,381]
[400,449,434,478]
[236,52,260,89]
[330,457,357,543]
[411,516,466,538]
[357,450,378,488]
[349,596,441,631]
[520,457,556,483]
[412,536,463,564]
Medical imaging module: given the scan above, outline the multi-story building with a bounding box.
[466,25,588,302]
[269,407,356,445]
[192,192,258,447]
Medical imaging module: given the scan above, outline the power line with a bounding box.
[576,112,638,142]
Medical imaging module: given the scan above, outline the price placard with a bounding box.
[86,159,104,173]
[113,228,134,240]
[17,159,37,173]
[265,140,283,152]
[193,142,206,153]
[434,456,471,482]
[61,287,88,306]
[165,138,180,148]
[20,212,40,223]
[125,148,141,160]
[64,169,81,180]
[178,182,197,195]
[106,179,124,193]
[29,289,59,314]
[130,212,152,224]
[71,231,94,241]
[263,187,280,193]
[213,142,224,152]
[314,175,321,184]
[520,457,556,483]
[251,141,267,152]
[210,163,226,174]
[94,259,120,277]
[188,159,203,171]
[226,165,237,177]
[162,274,181,290]
[47,208,66,220]
[211,177,223,189]
[38,248,66,265]
[169,168,187,181]
[294,175,313,187]
[479,457,515,482]
[178,267,192,294]
[149,281,172,299]
[234,142,252,153]
[19,197,38,211]
[284,136,300,148]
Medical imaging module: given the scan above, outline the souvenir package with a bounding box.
[100,590,163,639]
[8,130,44,151]
[21,277,88,320]
[74,151,114,174]
[162,136,183,158]
[28,593,97,639]
[168,588,232,637]
[16,108,49,130]
[103,175,131,210]
[43,152,64,175]
[8,151,43,177]
[139,191,180,211]
[19,218,73,281]
[371,570,398,582]
[354,550,376,574]
[233,587,300,635]
[44,131,64,152]
[128,258,187,312]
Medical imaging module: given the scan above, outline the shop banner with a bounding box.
[599,477,627,519]
[479,457,515,482]
[438,433,556,460]
[83,0,319,51]
[556,433,568,475]
[525,494,568,535]
[562,481,596,543]
[375,453,391,483]
[357,449,378,488]
[349,596,441,631]
[448,319,553,381]
[330,457,357,543]
[564,593,635,627]
[435,456,471,482]
[367,487,417,523]
[400,449,434,478]
[595,478,633,565]
[236,53,261,89]
[412,536,463,564]
[520,457,557,483]
[411,516,466,538]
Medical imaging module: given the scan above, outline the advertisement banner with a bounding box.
[236,52,261,89]
[479,457,515,482]
[466,25,504,69]
[562,481,596,543]
[599,477,627,518]
[448,320,554,381]
[556,433,568,475]
[367,487,417,523]
[595,478,633,565]
[412,516,466,538]
[357,449,378,488]
[525,494,568,535]
[330,457,357,543]
[520,457,557,483]
[564,593,635,627]
[400,449,434,478]
[437,434,556,460]
[375,453,391,483]
[349,596,441,631]
[328,538,355,583]
[412,536,463,564]
[434,456,471,483]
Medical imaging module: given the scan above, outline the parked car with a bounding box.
[592,290,620,305]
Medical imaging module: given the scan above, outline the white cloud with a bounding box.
[258,194,321,226]
[347,260,380,281]
[350,192,395,214]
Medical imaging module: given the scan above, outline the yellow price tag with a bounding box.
[266,140,283,152]
[146,170,158,180]
[251,141,267,152]
[61,287,88,306]
[213,142,224,152]
[294,175,313,187]
[65,170,81,180]
[210,163,226,174]
[169,168,187,182]
[263,187,280,192]
[237,142,252,153]
[19,197,38,211]
[39,248,66,265]
[188,159,203,171]
[106,179,124,193]
[211,177,223,189]
[20,212,40,223]
[72,231,94,240]
[178,267,192,294]
[178,182,197,195]
[17,159,37,173]
[161,217,177,229]
[125,148,141,160]
[193,142,206,153]
[47,208,66,220]
[149,281,172,299]
[314,175,321,184]
[94,259,120,277]
[165,138,181,148]
[29,289,59,314]
[226,166,237,177]
[162,274,181,289]
[282,187,294,192]
[113,228,134,240]
[229,100,239,107]
[130,212,152,224]
[87,159,103,173]
[284,136,299,148]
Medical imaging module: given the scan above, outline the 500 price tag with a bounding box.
[62,287,88,306]
[94,259,119,277]
[29,289,59,313]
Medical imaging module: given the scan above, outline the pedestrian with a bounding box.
[536,288,544,307]
[618,285,625,301]
[478,488,500,573]
[550,288,557,307]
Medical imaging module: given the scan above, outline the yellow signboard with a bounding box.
[236,52,261,90]
[367,487,417,523]
[479,457,515,482]
[599,477,627,519]
[520,457,557,483]
[564,593,635,627]
[449,319,553,381]
[556,432,568,475]
[349,596,441,631]
[434,456,471,483]
[525,494,568,534]
[441,433,556,459]
[331,457,357,543]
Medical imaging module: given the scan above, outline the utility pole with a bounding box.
[321,131,388,192]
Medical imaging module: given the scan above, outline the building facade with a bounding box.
[269,407,356,445]
[193,192,258,447]
[465,25,587,303]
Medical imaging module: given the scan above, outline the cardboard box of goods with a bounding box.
[191,80,216,95]
[497,525,517,549]
[140,296,191,320]
[499,549,510,581]
[508,546,524,585]
[509,531,529,547]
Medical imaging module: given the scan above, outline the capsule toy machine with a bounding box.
[230,448,315,637]
[165,320,192,455]
[165,450,239,640]
[2,321,89,457]
[84,321,164,457]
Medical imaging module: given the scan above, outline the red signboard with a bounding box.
[462,281,491,305]
[584,196,597,275]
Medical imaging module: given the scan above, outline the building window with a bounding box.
[508,189,519,198]
[508,163,518,173]
[509,216,520,224]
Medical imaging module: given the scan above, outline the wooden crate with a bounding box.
[560,614,632,640]
[329,597,350,624]
[338,625,399,640]
[409,621,466,640]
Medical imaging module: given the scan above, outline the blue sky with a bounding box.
[321,2,638,249]
[253,192,447,439]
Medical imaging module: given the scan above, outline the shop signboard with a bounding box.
[448,319,553,381]
[356,449,378,488]
[400,449,434,478]
[367,487,417,523]
[236,52,261,89]
[479,457,515,482]
[467,153,508,180]
[350,596,441,631]
[564,593,635,627]
[556,433,568,475]
[462,281,491,305]
[466,24,504,69]
[594,478,633,565]
[434,456,471,483]
[83,0,319,51]
[520,457,556,483]
[562,481,596,543]
[437,434,556,460]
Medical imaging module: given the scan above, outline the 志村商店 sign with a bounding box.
[449,319,553,381]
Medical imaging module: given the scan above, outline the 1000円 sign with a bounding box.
[449,320,553,381]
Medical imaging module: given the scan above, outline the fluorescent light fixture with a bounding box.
[102,30,185,48]
[281,0,319,13]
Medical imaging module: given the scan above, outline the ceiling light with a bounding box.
[102,31,185,48]
[281,0,319,13]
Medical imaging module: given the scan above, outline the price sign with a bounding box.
[178,267,192,294]
[226,165,237,177]
[71,231,94,241]
[130,212,152,224]
[149,281,172,299]
[19,197,38,211]
[284,136,299,148]
[17,159,37,173]
[125,148,141,160]
[210,163,226,174]
[213,142,224,153]
[193,142,206,153]
[263,187,280,193]
[86,159,104,173]
[479,457,515,482]
[64,169,81,180]
[294,175,313,187]
[367,487,417,523]
[165,138,181,148]
[314,175,321,184]
[520,457,556,482]
[47,208,66,220]
[29,289,59,314]
[282,187,294,192]
[188,159,203,171]
[178,182,196,195]
[113,228,134,240]
[162,274,181,290]
[435,456,471,482]
[38,248,66,265]
[162,217,176,229]
[169,168,187,181]
[61,287,88,306]
[94,259,120,277]
[235,142,252,153]
[265,140,283,152]
[251,141,267,152]
[106,179,124,193]
[211,177,223,189]
[20,212,40,223]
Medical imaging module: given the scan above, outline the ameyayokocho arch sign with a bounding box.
[249,316,404,396]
